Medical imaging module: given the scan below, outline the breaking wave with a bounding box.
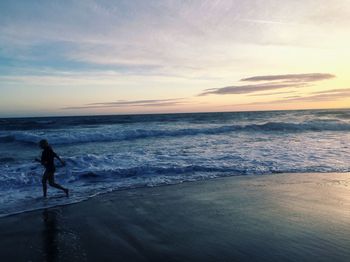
[1,120,349,145]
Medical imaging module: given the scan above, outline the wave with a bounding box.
[0,135,15,143]
[2,159,349,189]
[314,110,350,119]
[1,159,349,217]
[0,133,44,144]
[0,164,243,187]
[0,113,217,131]
[0,157,16,163]
[2,109,349,131]
[1,120,350,145]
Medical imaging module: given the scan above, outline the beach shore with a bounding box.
[2,172,350,261]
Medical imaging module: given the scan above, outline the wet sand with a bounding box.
[1,172,350,261]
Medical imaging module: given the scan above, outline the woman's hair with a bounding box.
[39,139,49,147]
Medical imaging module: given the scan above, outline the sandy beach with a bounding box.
[2,172,350,261]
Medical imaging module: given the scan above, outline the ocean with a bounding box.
[0,109,349,217]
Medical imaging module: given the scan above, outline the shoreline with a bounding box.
[0,172,310,219]
[2,172,350,261]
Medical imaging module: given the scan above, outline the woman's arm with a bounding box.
[54,152,65,166]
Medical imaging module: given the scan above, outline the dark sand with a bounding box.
[1,172,350,262]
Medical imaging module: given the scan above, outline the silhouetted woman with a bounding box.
[36,139,69,197]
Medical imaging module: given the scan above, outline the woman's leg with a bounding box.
[42,172,48,197]
[47,171,69,196]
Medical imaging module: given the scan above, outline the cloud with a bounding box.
[199,73,335,96]
[226,88,350,108]
[237,18,298,26]
[283,95,302,99]
[311,88,350,95]
[284,88,350,102]
[1,1,346,79]
[248,91,296,97]
[199,82,306,96]
[62,98,186,110]
[240,73,335,82]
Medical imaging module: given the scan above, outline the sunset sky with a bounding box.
[1,0,350,117]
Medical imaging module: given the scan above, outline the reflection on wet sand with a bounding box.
[42,209,58,262]
[41,208,87,261]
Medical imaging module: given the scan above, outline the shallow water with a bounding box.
[1,109,350,216]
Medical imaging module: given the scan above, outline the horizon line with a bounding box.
[1,106,349,119]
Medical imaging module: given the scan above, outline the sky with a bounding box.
[1,0,350,117]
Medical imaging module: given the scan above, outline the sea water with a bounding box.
[0,109,350,216]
